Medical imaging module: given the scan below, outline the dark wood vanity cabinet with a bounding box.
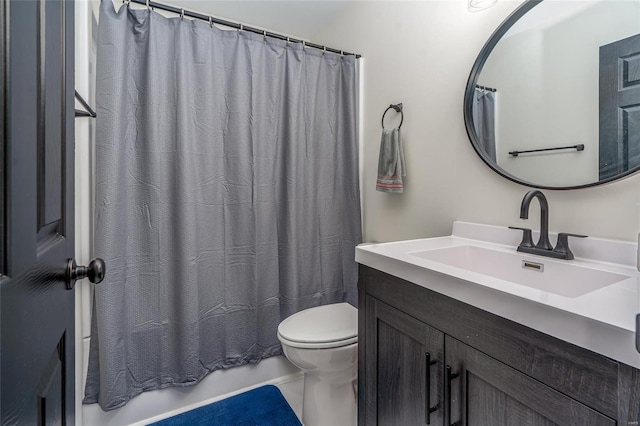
[358,266,640,426]
[365,296,444,425]
[446,336,614,426]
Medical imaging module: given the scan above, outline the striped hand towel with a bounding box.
[376,128,406,193]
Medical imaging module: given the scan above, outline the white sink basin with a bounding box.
[355,222,640,368]
[410,245,629,298]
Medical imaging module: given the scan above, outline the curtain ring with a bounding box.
[209,16,213,27]
[239,24,244,32]
[180,8,184,19]
[145,0,150,10]
[263,30,267,41]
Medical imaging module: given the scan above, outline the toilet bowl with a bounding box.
[277,303,358,426]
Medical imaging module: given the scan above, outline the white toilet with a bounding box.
[277,302,358,426]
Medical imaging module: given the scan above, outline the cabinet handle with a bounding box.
[425,352,438,425]
[445,365,460,426]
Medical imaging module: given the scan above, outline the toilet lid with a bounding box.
[278,303,357,345]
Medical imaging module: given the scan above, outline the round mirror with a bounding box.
[464,0,640,189]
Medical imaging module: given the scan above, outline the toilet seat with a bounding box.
[277,303,358,349]
[277,333,357,349]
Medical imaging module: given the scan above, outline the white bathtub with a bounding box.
[80,355,301,426]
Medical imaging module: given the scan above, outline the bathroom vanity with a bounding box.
[356,223,640,425]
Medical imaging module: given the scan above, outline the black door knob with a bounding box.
[66,258,106,290]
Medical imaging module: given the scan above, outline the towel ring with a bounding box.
[381,103,403,129]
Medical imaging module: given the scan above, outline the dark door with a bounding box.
[364,296,444,426]
[599,33,640,180]
[1,0,75,424]
[444,336,615,426]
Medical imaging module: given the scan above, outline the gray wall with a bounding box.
[313,0,640,243]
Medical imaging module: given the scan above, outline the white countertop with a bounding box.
[356,222,640,368]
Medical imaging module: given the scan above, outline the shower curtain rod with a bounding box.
[126,0,362,59]
[476,84,497,92]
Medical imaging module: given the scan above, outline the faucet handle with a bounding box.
[509,226,534,248]
[553,233,587,260]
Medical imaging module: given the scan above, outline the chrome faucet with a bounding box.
[509,190,587,260]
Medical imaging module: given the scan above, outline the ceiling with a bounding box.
[162,1,352,40]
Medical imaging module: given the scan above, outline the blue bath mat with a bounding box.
[148,385,301,426]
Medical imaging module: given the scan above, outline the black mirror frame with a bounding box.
[463,0,640,190]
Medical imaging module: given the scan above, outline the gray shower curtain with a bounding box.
[84,1,361,410]
[472,88,497,162]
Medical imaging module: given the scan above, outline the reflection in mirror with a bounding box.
[467,0,640,189]
[472,84,497,162]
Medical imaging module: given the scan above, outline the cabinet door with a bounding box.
[365,296,444,426]
[444,336,615,426]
